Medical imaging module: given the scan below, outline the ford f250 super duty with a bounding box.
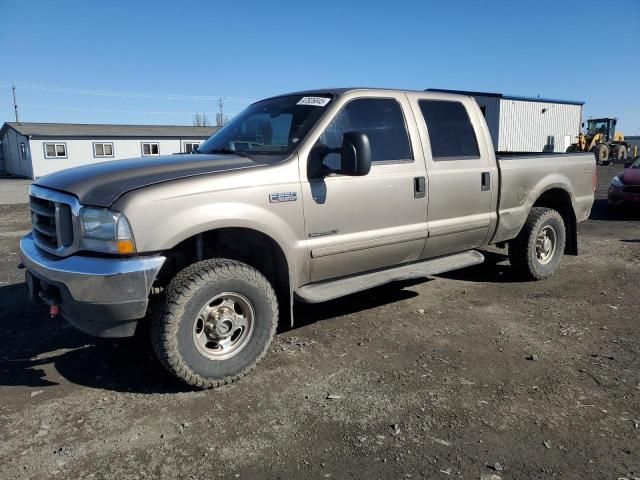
[20,88,595,388]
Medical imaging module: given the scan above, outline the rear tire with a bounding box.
[616,145,627,161]
[151,259,278,389]
[593,144,609,165]
[508,207,566,281]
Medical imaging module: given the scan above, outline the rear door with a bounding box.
[407,94,497,258]
[299,91,429,283]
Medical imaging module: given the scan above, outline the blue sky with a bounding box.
[1,0,639,134]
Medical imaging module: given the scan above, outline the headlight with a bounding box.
[80,207,136,254]
[610,175,624,188]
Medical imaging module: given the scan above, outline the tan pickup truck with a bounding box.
[20,88,595,388]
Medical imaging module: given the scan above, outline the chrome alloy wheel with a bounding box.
[535,225,557,265]
[192,292,255,360]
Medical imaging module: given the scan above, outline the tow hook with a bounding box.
[38,290,60,318]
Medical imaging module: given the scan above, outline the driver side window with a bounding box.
[315,98,412,171]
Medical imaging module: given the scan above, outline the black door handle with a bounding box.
[481,172,491,191]
[414,176,426,198]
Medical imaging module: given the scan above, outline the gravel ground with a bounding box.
[0,178,32,205]
[0,165,638,479]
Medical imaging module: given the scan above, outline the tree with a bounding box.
[192,113,211,126]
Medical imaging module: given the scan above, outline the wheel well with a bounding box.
[532,189,577,255]
[156,228,291,325]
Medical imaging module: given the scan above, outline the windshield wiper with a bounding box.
[205,148,252,158]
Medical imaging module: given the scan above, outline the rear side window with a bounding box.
[317,98,412,168]
[419,100,480,159]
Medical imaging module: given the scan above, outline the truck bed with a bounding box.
[490,151,595,244]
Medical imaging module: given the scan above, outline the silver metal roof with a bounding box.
[426,89,585,106]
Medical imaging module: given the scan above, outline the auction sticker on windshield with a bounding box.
[297,96,331,107]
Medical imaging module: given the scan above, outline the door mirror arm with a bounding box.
[308,144,339,178]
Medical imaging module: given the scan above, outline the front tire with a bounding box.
[593,143,609,165]
[508,207,566,281]
[151,259,278,388]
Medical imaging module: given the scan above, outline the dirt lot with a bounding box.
[0,165,638,479]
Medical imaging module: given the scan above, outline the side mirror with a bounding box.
[339,131,371,176]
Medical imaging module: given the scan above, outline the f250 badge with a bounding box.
[269,192,297,203]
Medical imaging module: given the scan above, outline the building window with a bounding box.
[141,142,159,156]
[183,142,200,153]
[20,143,27,159]
[44,143,67,159]
[93,142,114,158]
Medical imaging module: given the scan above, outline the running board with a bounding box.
[295,250,484,304]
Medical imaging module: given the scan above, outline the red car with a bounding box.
[608,157,640,208]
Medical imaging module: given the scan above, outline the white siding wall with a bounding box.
[497,100,582,153]
[1,129,32,177]
[29,138,207,178]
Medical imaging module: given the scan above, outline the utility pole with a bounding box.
[12,85,20,123]
[216,97,225,127]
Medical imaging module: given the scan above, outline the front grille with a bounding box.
[623,185,640,194]
[30,195,58,248]
[29,187,77,255]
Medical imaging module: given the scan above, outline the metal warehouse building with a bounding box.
[0,123,220,179]
[625,136,640,157]
[427,89,584,153]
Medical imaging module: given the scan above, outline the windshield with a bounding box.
[586,119,610,135]
[631,158,640,168]
[198,94,333,160]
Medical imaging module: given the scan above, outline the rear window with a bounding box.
[419,100,480,159]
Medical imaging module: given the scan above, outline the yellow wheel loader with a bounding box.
[566,118,628,165]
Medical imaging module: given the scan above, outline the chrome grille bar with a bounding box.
[29,185,81,257]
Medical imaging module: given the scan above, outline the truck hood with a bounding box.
[621,168,640,186]
[34,154,264,207]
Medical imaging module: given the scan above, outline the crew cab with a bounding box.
[20,88,595,388]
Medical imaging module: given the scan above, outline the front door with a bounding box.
[300,94,428,283]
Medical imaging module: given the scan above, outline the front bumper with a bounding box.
[20,233,165,338]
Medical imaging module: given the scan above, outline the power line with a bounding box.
[15,103,240,116]
[0,81,255,103]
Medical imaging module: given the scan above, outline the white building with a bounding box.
[0,122,220,179]
[427,89,584,153]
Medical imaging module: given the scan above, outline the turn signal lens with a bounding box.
[117,239,136,254]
